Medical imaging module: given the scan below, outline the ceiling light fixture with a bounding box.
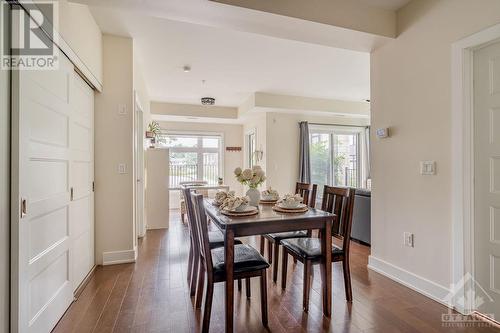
[183,65,191,72]
[201,97,215,106]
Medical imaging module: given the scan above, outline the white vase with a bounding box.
[246,188,260,206]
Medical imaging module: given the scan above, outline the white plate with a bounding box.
[277,203,307,210]
[225,206,258,213]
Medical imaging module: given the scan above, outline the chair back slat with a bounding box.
[295,182,318,208]
[182,186,198,254]
[320,186,356,252]
[191,193,214,274]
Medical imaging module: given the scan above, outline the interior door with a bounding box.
[11,52,75,332]
[474,40,500,320]
[70,72,95,290]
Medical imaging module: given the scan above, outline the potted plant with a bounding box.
[234,165,266,206]
[146,121,161,147]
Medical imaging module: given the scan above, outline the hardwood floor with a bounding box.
[53,211,499,333]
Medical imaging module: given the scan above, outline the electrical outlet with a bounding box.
[118,104,127,115]
[404,232,414,247]
[118,163,127,174]
[420,161,436,175]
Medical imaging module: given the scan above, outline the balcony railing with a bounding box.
[169,164,219,188]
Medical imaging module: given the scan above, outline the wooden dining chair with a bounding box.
[260,182,317,283]
[281,185,356,311]
[191,193,270,332]
[182,187,244,299]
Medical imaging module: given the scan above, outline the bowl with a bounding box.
[234,204,250,212]
[262,194,278,201]
[280,200,301,208]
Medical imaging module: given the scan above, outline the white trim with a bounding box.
[451,22,500,315]
[368,256,451,307]
[102,248,137,266]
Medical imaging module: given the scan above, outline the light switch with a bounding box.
[118,163,127,174]
[118,104,127,115]
[420,161,436,175]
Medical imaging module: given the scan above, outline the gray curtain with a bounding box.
[298,121,311,183]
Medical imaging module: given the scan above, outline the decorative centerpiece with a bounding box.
[261,187,279,202]
[234,166,266,206]
[213,190,235,206]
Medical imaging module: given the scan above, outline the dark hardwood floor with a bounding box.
[53,210,499,333]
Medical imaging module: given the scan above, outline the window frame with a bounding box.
[244,128,257,169]
[309,125,368,188]
[158,130,225,189]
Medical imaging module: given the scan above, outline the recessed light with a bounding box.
[183,65,191,73]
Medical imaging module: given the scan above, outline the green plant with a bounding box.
[147,121,161,138]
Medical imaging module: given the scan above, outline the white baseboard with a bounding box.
[368,255,452,308]
[102,247,137,266]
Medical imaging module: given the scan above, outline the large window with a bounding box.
[310,126,368,194]
[158,132,223,188]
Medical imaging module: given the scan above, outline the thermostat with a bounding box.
[376,128,389,139]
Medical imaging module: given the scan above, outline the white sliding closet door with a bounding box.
[12,53,75,333]
[70,72,95,291]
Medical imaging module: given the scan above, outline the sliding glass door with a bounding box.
[310,126,367,198]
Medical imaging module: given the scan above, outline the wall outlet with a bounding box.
[118,163,127,174]
[404,232,414,247]
[420,161,436,175]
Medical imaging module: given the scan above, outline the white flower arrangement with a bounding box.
[234,165,266,189]
[220,195,250,211]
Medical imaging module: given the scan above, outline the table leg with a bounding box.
[320,219,332,316]
[224,228,235,332]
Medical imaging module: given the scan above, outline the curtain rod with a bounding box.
[305,122,369,128]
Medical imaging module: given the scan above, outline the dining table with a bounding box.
[203,199,335,333]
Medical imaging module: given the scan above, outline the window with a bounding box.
[245,130,256,168]
[158,132,223,188]
[310,126,368,195]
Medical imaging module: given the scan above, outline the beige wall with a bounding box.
[0,38,10,333]
[95,35,135,264]
[370,0,500,289]
[159,121,244,196]
[56,0,103,84]
[265,112,369,195]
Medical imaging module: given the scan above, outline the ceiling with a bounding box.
[357,0,411,11]
[89,7,370,107]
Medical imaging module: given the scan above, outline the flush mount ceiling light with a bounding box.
[201,97,215,106]
[183,65,191,72]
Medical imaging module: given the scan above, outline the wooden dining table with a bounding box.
[204,199,335,333]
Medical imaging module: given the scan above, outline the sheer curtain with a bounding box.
[299,121,311,183]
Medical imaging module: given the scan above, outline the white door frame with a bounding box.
[452,23,500,315]
[134,92,146,238]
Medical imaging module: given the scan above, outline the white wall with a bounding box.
[370,0,500,292]
[0,41,10,333]
[94,35,135,265]
[265,112,370,194]
[159,121,244,205]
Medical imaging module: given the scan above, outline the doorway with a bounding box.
[473,40,500,321]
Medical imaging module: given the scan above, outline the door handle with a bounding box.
[20,198,27,218]
[70,187,74,201]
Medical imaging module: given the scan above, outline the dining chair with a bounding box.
[179,181,208,223]
[182,186,244,299]
[191,193,270,332]
[260,182,318,283]
[281,185,356,311]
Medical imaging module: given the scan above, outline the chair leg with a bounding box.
[245,278,251,298]
[342,258,353,302]
[260,236,265,255]
[190,256,199,297]
[281,249,288,290]
[272,243,280,283]
[260,270,268,327]
[237,278,242,291]
[202,277,214,333]
[187,243,193,282]
[267,239,273,264]
[303,260,312,312]
[195,264,205,308]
